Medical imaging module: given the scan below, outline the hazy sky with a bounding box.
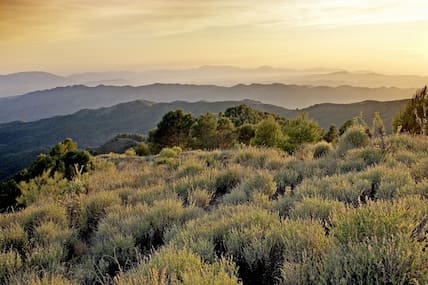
[1,0,427,74]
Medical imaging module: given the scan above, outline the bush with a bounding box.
[188,189,212,208]
[313,235,428,285]
[337,126,370,154]
[27,243,64,272]
[17,172,68,206]
[312,142,333,159]
[213,167,243,198]
[358,166,413,200]
[295,174,370,205]
[0,250,22,283]
[411,157,428,182]
[116,247,240,285]
[159,146,182,158]
[21,204,67,236]
[79,191,121,240]
[290,197,346,223]
[134,142,150,156]
[222,172,276,204]
[0,223,27,253]
[124,148,136,156]
[176,159,205,178]
[346,146,384,167]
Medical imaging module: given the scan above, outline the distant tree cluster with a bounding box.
[148,105,325,153]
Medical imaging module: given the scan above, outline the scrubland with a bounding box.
[1,130,427,284]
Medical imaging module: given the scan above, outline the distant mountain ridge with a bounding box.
[0,98,408,180]
[0,83,414,123]
[0,66,426,98]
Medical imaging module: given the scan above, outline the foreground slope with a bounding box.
[0,133,427,284]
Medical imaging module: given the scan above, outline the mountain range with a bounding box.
[0,83,414,124]
[1,66,426,98]
[0,98,408,180]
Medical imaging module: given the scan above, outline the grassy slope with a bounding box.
[0,135,427,284]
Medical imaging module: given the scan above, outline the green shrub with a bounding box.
[332,197,427,243]
[27,243,64,272]
[33,221,72,247]
[17,172,68,206]
[358,166,413,200]
[337,126,370,154]
[188,188,212,208]
[0,250,22,283]
[312,142,333,159]
[290,197,346,223]
[10,272,73,285]
[346,146,384,167]
[240,172,276,198]
[79,191,121,240]
[274,160,305,193]
[134,142,150,156]
[411,157,428,182]
[392,149,419,167]
[313,235,428,285]
[0,223,27,253]
[295,174,370,205]
[271,195,296,217]
[213,167,243,198]
[116,247,240,285]
[176,159,205,178]
[159,147,182,158]
[124,148,136,156]
[21,204,67,236]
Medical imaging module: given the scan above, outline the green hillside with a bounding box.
[0,132,427,284]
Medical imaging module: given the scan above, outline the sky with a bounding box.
[1,0,427,75]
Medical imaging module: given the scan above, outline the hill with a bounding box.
[1,67,426,98]
[1,134,427,284]
[0,83,414,123]
[0,99,408,180]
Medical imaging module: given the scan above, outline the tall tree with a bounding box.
[149,110,194,151]
[324,124,339,144]
[282,114,323,152]
[251,116,284,148]
[216,117,237,149]
[224,104,266,127]
[191,112,218,149]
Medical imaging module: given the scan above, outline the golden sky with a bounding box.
[1,0,427,74]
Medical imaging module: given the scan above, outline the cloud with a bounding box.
[2,0,428,41]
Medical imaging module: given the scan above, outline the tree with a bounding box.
[394,86,428,135]
[224,104,265,127]
[282,114,323,152]
[251,116,284,148]
[339,119,356,135]
[237,124,256,145]
[49,138,77,157]
[191,113,218,149]
[216,117,237,149]
[324,125,339,144]
[149,110,194,152]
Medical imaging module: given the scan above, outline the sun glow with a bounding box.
[0,0,427,74]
